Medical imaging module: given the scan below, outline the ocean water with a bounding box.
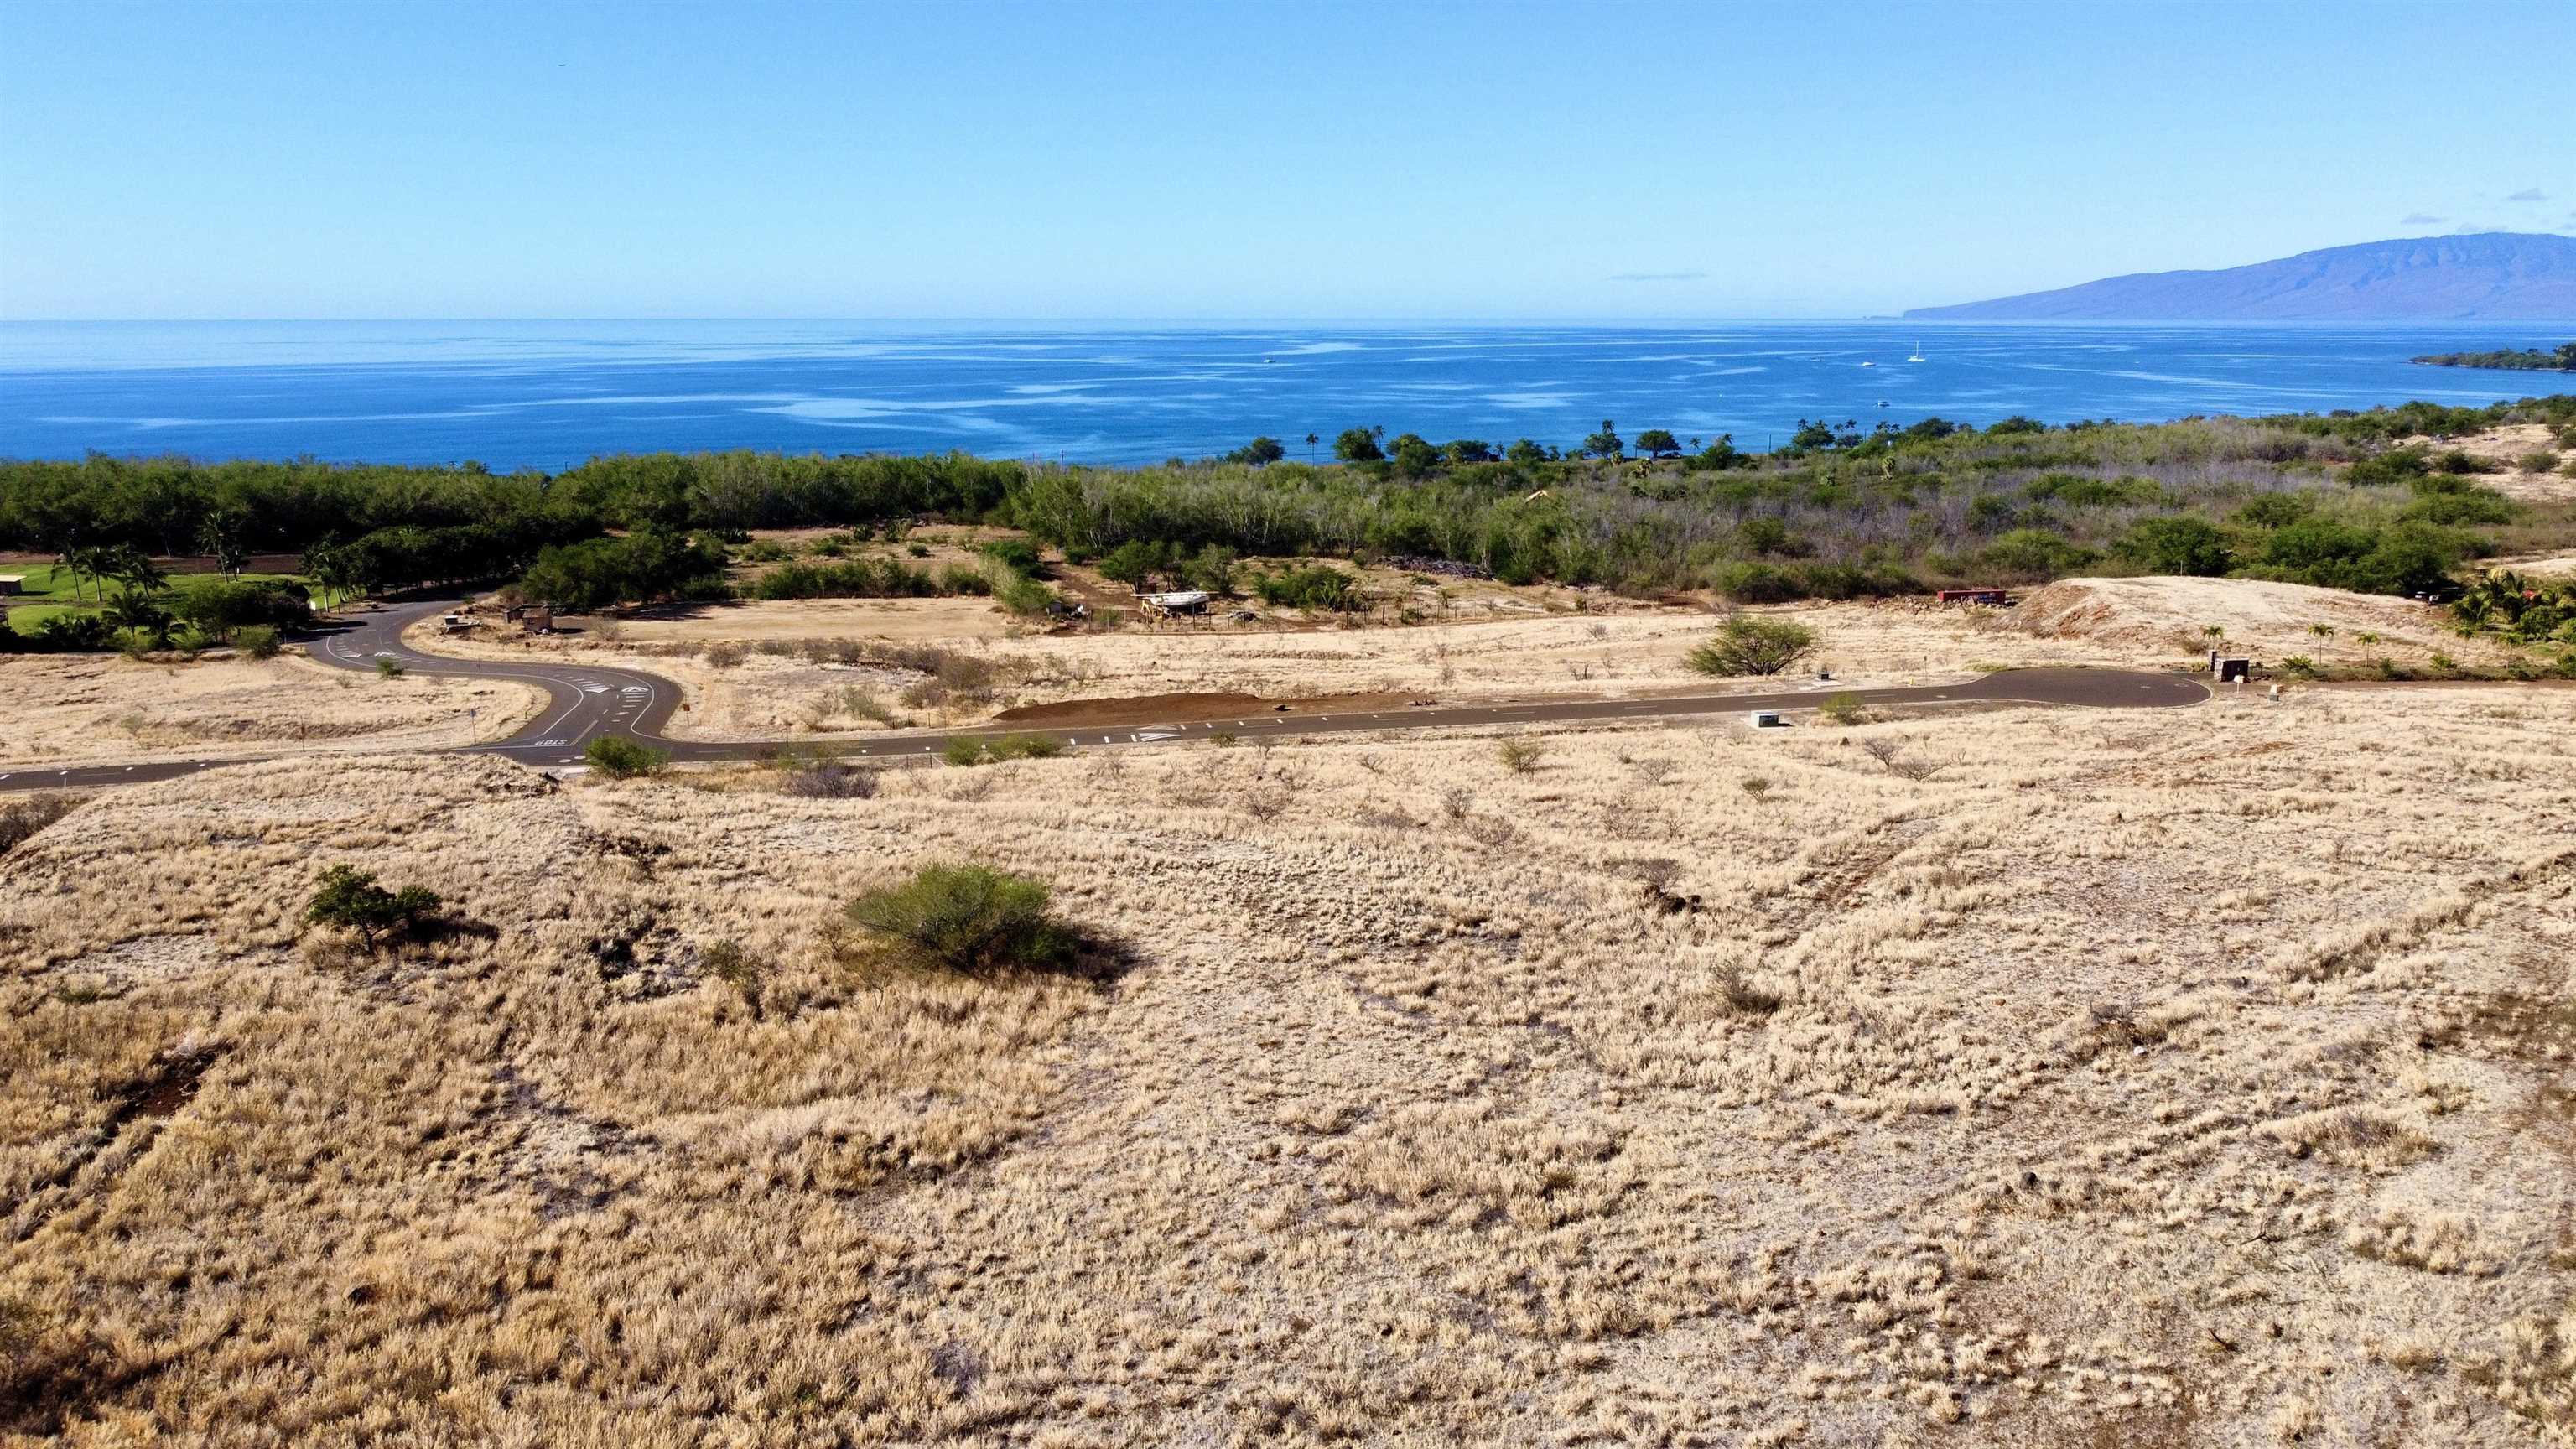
[1,319,2568,470]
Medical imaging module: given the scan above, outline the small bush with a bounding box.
[995,574,1056,616]
[584,735,668,778]
[1686,615,1818,677]
[704,640,747,669]
[987,732,1067,761]
[375,657,404,679]
[236,626,282,659]
[942,736,986,767]
[1497,735,1545,773]
[1817,692,1866,725]
[842,864,1081,978]
[782,761,879,798]
[305,864,439,951]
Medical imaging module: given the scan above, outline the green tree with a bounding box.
[1389,433,1441,479]
[1633,428,1680,459]
[1444,439,1496,465]
[1685,615,1819,677]
[1332,428,1385,464]
[1225,436,1285,465]
[1504,439,1548,465]
[1582,420,1624,460]
[305,865,440,951]
[842,863,1080,977]
[2114,517,2233,576]
[105,589,176,649]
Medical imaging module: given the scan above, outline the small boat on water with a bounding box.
[1859,360,1876,368]
[1907,341,1927,362]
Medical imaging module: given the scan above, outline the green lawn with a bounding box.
[3,564,312,632]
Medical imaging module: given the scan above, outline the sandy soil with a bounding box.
[2007,575,2521,669]
[0,650,546,768]
[4,681,2571,1445]
[2413,423,2574,503]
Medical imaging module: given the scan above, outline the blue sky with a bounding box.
[3,0,2569,319]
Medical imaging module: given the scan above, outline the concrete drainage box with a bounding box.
[1748,710,1784,729]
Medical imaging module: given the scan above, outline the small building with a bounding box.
[0,574,23,597]
[2210,653,2252,683]
[506,604,555,635]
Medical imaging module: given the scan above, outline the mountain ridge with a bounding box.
[1907,233,2576,321]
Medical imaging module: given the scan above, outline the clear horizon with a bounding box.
[4,1,2572,323]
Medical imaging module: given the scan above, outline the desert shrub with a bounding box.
[0,793,78,854]
[782,761,879,798]
[235,625,282,659]
[995,574,1057,615]
[704,640,747,668]
[835,687,904,726]
[941,736,986,767]
[2518,450,2558,473]
[939,563,995,595]
[584,735,668,778]
[986,732,1067,761]
[1496,735,1545,773]
[1254,565,1361,610]
[1817,692,1867,724]
[842,864,1080,977]
[981,538,1043,574]
[305,864,440,951]
[1686,615,1818,677]
[374,657,404,678]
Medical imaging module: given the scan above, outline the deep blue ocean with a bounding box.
[2,320,2569,469]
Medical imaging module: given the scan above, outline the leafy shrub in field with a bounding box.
[2114,517,2233,576]
[938,563,995,595]
[944,732,1068,766]
[235,625,282,659]
[995,574,1057,615]
[980,538,1043,574]
[842,864,1081,978]
[1497,735,1545,773]
[2257,517,2469,596]
[1817,692,1867,724]
[1979,528,2095,580]
[584,735,668,778]
[1686,615,1818,677]
[2025,472,2163,507]
[173,579,311,640]
[1254,565,1361,610]
[305,865,440,951]
[752,555,945,600]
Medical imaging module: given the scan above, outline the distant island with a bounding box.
[1908,232,2576,321]
[2412,341,2576,371]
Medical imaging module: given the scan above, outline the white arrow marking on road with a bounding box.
[1137,730,1180,742]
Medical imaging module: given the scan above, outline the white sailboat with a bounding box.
[1906,340,1927,362]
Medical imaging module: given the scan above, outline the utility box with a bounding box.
[1748,709,1784,729]
[0,574,23,596]
[2213,657,2251,683]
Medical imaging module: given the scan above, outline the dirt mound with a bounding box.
[2008,575,2501,664]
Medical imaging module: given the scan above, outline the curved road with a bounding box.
[1,598,2210,792]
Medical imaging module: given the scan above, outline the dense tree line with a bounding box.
[6,396,2570,654]
[2411,342,2576,371]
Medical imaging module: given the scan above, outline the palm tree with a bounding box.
[105,589,175,650]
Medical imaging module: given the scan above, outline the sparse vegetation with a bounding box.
[1496,735,1545,773]
[303,863,439,951]
[0,792,77,854]
[584,735,668,777]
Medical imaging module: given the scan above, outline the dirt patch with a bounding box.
[2009,574,2512,667]
[993,688,1424,728]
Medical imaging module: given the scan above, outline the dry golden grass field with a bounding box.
[0,652,543,769]
[5,676,2573,1445]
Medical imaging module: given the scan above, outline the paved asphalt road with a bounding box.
[0,598,2210,793]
